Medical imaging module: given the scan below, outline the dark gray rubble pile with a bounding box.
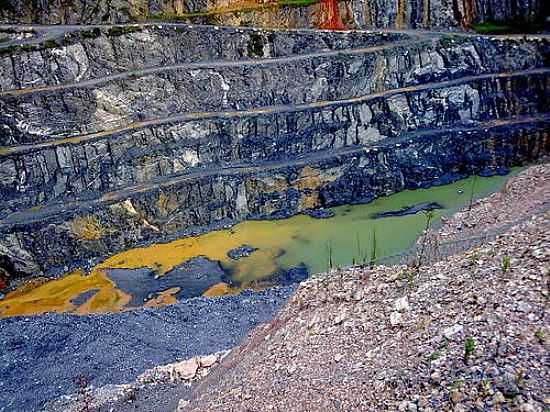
[0,286,294,412]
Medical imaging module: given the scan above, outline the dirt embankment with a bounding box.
[181,164,550,411]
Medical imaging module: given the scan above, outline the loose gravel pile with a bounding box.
[183,165,550,411]
[0,287,294,412]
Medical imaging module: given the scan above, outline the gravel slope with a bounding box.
[182,164,550,411]
[0,287,294,412]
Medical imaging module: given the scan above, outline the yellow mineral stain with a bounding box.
[202,282,241,297]
[0,217,302,318]
[0,269,128,317]
[396,0,406,29]
[144,287,181,308]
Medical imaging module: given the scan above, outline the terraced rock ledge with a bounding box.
[0,24,548,289]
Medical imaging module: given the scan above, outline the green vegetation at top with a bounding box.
[0,0,13,12]
[471,20,545,34]
[279,0,319,7]
[0,25,146,57]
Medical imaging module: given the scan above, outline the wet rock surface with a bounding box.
[105,256,227,305]
[227,245,258,260]
[372,201,442,218]
[0,286,294,412]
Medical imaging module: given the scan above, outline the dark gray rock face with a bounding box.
[348,0,544,29]
[0,0,544,28]
[1,119,548,274]
[0,71,547,214]
[0,27,406,92]
[227,245,258,260]
[372,201,442,219]
[0,0,204,24]
[1,35,547,144]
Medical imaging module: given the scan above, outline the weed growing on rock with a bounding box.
[534,329,545,344]
[369,228,377,267]
[468,175,478,211]
[429,349,442,361]
[326,241,333,270]
[408,210,435,274]
[74,375,92,412]
[501,255,511,272]
[464,337,476,359]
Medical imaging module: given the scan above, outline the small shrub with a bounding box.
[81,28,101,39]
[397,270,414,289]
[43,39,60,49]
[429,349,442,361]
[501,255,511,272]
[534,329,545,344]
[0,44,16,56]
[107,25,143,37]
[0,0,14,12]
[464,337,476,359]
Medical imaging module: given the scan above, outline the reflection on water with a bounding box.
[0,171,517,317]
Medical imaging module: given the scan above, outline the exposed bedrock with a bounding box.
[0,72,548,213]
[0,27,408,92]
[0,36,548,143]
[0,0,544,29]
[0,119,548,275]
[0,0,204,24]
[346,0,544,29]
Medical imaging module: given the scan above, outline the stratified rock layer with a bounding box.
[0,25,548,281]
[0,0,544,29]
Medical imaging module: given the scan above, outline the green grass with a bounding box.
[471,22,514,34]
[501,255,510,272]
[464,337,476,359]
[471,20,545,34]
[279,0,319,7]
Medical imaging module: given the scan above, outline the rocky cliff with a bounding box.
[0,0,545,29]
[0,24,548,285]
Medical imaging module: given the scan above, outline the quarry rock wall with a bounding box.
[0,0,544,29]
